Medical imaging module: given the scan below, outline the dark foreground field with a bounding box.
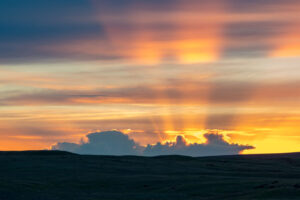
[0,151,299,200]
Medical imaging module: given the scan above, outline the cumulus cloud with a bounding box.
[52,131,141,155]
[143,134,254,156]
[51,130,254,157]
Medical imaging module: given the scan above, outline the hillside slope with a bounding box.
[0,151,299,200]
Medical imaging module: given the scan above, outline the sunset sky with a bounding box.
[1,0,300,154]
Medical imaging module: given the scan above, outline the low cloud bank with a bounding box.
[51,131,254,157]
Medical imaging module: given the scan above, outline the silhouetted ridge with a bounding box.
[0,151,299,199]
[0,150,76,156]
[153,155,196,161]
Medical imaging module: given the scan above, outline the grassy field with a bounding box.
[0,151,299,200]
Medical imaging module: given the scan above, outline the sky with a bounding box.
[0,0,300,155]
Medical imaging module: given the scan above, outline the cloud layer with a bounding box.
[51,130,254,156]
[1,0,300,154]
[1,0,300,63]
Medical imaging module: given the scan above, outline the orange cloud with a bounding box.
[269,2,300,58]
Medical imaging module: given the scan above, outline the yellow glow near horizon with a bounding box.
[241,137,300,154]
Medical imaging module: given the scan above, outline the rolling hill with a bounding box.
[0,151,299,200]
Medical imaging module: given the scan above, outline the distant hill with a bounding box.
[0,151,299,200]
[0,150,76,156]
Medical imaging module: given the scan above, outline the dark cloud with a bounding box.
[51,130,254,156]
[144,133,254,156]
[0,0,110,63]
[52,131,141,155]
[0,0,93,24]
[227,0,300,13]
[1,0,298,63]
[222,22,283,58]
[2,80,299,106]
[51,142,80,153]
[0,23,104,44]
